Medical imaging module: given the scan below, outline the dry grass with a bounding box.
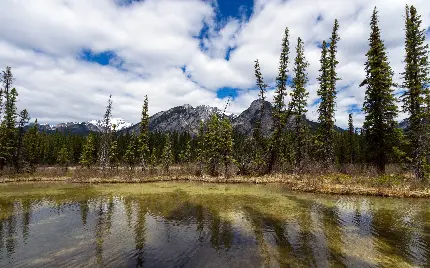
[1,165,429,198]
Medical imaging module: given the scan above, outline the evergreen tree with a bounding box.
[161,133,173,173]
[99,95,112,169]
[24,120,40,171]
[316,19,340,166]
[0,66,13,119]
[401,5,430,180]
[220,117,234,177]
[196,120,205,176]
[347,113,355,163]
[14,109,30,172]
[327,19,341,154]
[138,95,150,171]
[289,37,310,172]
[281,129,295,171]
[179,139,192,164]
[253,62,267,140]
[267,27,290,173]
[0,71,18,169]
[233,131,254,175]
[57,145,70,171]
[0,81,3,118]
[124,132,139,170]
[80,133,97,168]
[109,124,119,170]
[361,7,402,173]
[253,59,268,174]
[204,114,223,176]
[149,148,158,171]
[316,40,330,160]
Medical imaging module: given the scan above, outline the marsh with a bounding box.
[0,182,429,267]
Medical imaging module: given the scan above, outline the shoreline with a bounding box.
[1,174,429,199]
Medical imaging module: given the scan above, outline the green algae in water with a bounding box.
[0,182,429,267]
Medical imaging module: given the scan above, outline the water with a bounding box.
[0,182,429,268]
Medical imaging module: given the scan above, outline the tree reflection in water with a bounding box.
[0,183,429,268]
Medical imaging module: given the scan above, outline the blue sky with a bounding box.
[214,0,253,100]
[79,0,254,100]
[216,0,253,19]
[0,0,429,127]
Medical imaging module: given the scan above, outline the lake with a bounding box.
[0,182,429,267]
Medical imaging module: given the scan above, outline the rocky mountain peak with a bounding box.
[30,99,348,136]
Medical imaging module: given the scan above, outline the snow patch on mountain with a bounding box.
[89,118,133,131]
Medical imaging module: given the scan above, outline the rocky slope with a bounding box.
[125,104,225,135]
[122,99,342,136]
[31,100,350,136]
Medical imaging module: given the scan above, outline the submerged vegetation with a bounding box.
[0,5,430,197]
[0,182,430,267]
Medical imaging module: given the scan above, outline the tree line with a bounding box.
[0,5,428,180]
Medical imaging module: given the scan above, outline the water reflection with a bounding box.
[0,183,429,268]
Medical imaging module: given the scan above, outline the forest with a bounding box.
[0,6,429,191]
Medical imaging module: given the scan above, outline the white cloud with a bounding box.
[0,0,429,128]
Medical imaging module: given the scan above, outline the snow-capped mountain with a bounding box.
[89,118,133,131]
[26,118,133,135]
[27,101,347,136]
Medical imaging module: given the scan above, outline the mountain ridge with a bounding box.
[29,100,377,136]
[122,99,344,136]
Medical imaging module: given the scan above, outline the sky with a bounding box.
[0,0,429,128]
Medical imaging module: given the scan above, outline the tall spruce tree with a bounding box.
[253,59,268,174]
[361,7,402,173]
[267,27,290,173]
[0,81,18,169]
[138,95,150,171]
[316,40,330,160]
[253,59,267,143]
[401,5,430,180]
[289,37,310,172]
[1,67,15,139]
[220,117,234,177]
[14,109,30,172]
[99,95,113,170]
[316,20,340,166]
[327,19,340,136]
[347,113,355,163]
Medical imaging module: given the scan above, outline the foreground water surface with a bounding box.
[0,182,429,268]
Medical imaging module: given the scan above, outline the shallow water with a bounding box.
[0,182,429,268]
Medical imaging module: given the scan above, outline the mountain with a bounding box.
[31,100,346,136]
[231,99,343,136]
[27,118,133,135]
[89,118,133,131]
[399,118,409,130]
[232,99,273,136]
[125,104,224,136]
[122,99,343,136]
[30,101,410,136]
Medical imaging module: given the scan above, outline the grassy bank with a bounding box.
[1,166,429,198]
